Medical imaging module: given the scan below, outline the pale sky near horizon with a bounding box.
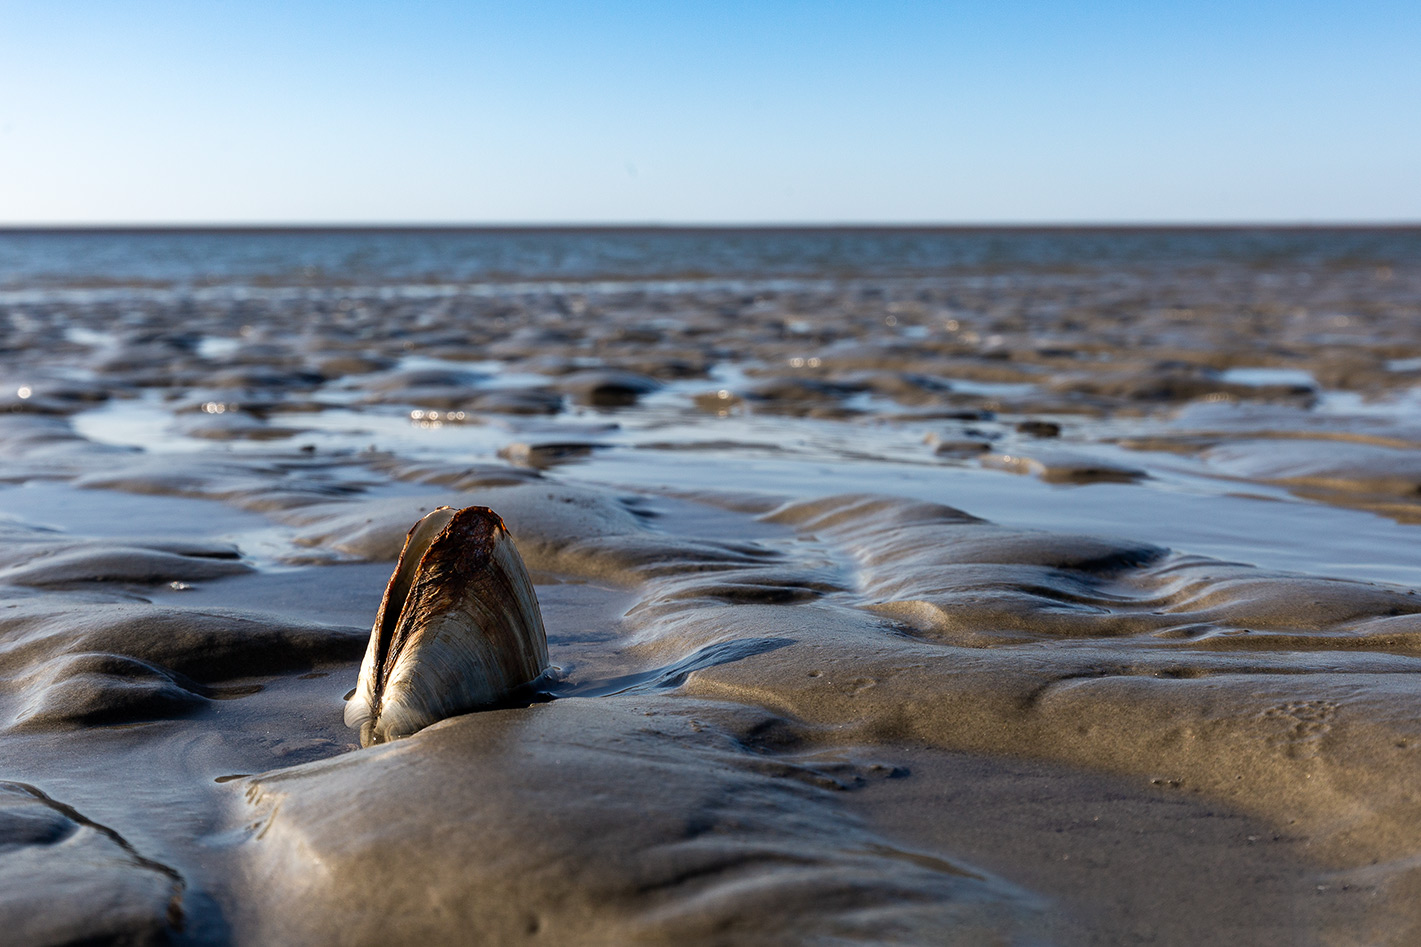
[1,1,1418,225]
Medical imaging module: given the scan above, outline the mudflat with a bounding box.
[2,228,1419,944]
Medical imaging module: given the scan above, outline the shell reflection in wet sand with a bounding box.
[345,506,549,747]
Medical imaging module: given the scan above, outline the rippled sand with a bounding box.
[3,244,1421,944]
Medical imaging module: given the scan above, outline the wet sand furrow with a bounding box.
[0,779,188,930]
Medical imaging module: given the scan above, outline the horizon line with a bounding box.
[3,221,1420,234]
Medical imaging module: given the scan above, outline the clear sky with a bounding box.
[2,1,1418,224]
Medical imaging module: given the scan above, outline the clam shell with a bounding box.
[345,505,549,746]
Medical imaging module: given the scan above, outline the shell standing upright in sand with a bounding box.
[344,505,549,747]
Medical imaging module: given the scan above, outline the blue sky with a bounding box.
[1,1,1417,224]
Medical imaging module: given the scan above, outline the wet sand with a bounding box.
[2,233,1421,944]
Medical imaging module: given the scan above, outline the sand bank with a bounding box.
[2,233,1420,943]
